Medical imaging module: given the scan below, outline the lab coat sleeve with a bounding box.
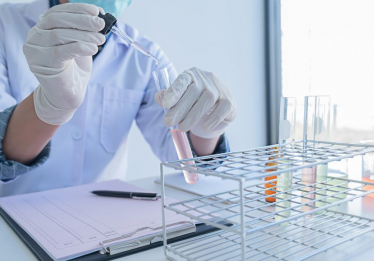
[135,61,179,163]
[186,132,230,168]
[0,37,51,182]
[0,36,16,111]
[0,106,51,182]
[187,132,230,157]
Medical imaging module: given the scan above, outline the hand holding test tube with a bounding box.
[153,68,199,184]
[155,67,236,139]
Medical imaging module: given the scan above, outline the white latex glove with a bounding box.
[23,3,106,125]
[155,67,236,139]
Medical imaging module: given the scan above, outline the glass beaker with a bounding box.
[152,68,199,184]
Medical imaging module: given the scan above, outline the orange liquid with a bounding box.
[170,129,199,184]
[362,178,374,198]
[265,160,278,203]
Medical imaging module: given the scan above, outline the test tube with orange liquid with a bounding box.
[267,97,296,204]
[265,148,278,203]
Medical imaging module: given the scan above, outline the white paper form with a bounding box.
[0,180,193,261]
[155,172,265,201]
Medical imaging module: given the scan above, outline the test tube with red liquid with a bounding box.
[152,68,199,184]
[302,96,331,214]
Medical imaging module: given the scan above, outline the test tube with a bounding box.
[152,68,199,184]
[275,167,293,225]
[313,96,331,208]
[302,96,331,213]
[264,149,278,203]
[275,97,296,224]
[300,165,317,213]
[303,96,330,144]
[266,97,296,206]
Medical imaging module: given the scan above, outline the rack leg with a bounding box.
[240,178,246,260]
[160,164,171,259]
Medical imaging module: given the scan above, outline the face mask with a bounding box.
[69,0,132,18]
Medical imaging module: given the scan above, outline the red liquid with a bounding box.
[301,166,317,213]
[170,129,199,184]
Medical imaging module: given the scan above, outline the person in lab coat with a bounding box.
[0,0,236,196]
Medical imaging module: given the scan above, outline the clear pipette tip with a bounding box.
[111,26,159,65]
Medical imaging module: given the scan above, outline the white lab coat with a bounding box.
[0,0,178,196]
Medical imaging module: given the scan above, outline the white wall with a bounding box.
[122,0,267,180]
[0,0,267,181]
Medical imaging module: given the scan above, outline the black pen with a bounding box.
[91,190,160,200]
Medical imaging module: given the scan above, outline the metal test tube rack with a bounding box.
[160,96,374,261]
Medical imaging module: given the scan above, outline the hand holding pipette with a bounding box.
[23,3,106,125]
[98,12,159,65]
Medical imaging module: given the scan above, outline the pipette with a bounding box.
[98,13,159,65]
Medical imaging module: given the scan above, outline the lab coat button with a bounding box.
[72,130,83,140]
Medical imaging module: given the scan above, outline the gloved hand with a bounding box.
[155,67,236,139]
[23,3,106,125]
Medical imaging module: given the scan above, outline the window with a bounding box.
[281,0,374,143]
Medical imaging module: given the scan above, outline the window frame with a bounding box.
[264,0,282,145]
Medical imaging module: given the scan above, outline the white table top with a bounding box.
[1,176,374,261]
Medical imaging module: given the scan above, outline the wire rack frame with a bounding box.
[164,176,374,235]
[161,140,374,181]
[160,141,374,260]
[165,210,374,261]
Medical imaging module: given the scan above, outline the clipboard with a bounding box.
[0,207,231,260]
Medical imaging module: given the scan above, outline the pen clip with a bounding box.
[132,195,160,201]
